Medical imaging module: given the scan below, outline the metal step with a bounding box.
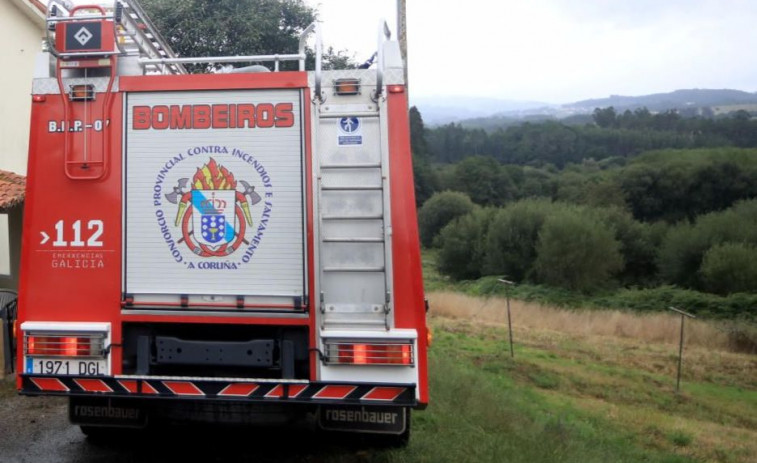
[320,186,382,192]
[322,237,384,243]
[322,266,385,273]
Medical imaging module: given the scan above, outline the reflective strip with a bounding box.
[142,382,159,395]
[289,384,307,398]
[74,379,113,393]
[218,383,259,397]
[163,381,204,396]
[312,385,356,400]
[264,384,285,398]
[118,380,138,393]
[30,377,69,392]
[361,386,404,401]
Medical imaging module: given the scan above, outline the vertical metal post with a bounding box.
[397,0,408,95]
[677,313,685,392]
[668,306,695,394]
[499,279,515,358]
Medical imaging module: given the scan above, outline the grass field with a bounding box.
[403,296,756,463]
[2,290,755,462]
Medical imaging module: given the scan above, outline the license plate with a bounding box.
[26,358,107,376]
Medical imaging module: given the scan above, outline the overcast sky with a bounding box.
[307,0,757,103]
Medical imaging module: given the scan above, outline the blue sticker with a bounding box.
[339,117,360,134]
[338,117,362,146]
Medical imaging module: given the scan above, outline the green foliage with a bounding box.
[409,106,437,207]
[589,207,663,286]
[620,149,757,222]
[423,249,757,321]
[533,210,624,292]
[142,0,316,71]
[425,108,757,169]
[658,199,757,290]
[699,243,757,295]
[417,191,475,247]
[451,156,515,206]
[436,208,496,280]
[592,106,618,128]
[483,199,556,280]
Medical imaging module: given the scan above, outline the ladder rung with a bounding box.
[320,164,381,169]
[320,186,382,191]
[323,267,385,272]
[322,238,384,243]
[322,215,384,220]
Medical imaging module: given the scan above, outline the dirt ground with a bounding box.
[0,375,384,463]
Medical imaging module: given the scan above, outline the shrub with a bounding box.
[436,208,496,280]
[533,210,624,292]
[452,156,516,206]
[658,199,757,290]
[418,191,475,247]
[699,243,757,295]
[590,207,663,286]
[482,199,557,280]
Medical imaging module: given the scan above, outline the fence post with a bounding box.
[668,306,695,394]
[498,279,515,358]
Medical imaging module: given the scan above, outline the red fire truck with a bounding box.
[17,0,427,443]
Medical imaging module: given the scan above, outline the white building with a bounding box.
[0,0,45,290]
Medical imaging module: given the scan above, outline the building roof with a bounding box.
[0,170,26,209]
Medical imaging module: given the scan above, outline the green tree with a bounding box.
[417,191,476,247]
[658,199,757,289]
[483,199,556,280]
[592,106,618,128]
[142,0,317,70]
[409,106,436,207]
[452,156,514,206]
[533,210,624,292]
[436,208,496,280]
[700,243,757,295]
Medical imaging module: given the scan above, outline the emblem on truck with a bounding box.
[165,158,261,258]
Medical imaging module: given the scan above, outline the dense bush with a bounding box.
[590,207,664,286]
[658,199,757,290]
[435,208,496,280]
[533,210,624,292]
[451,156,516,206]
[482,199,556,280]
[417,191,475,247]
[699,243,757,295]
[437,200,645,293]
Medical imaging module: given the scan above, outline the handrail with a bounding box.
[139,53,306,66]
[299,22,317,72]
[375,19,391,99]
[314,22,323,101]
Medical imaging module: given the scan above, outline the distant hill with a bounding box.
[423,89,757,130]
[410,96,552,126]
[565,89,757,112]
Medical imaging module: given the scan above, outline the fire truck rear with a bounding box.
[17,1,427,443]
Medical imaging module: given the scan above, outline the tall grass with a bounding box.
[428,291,737,352]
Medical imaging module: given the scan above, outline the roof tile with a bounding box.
[0,170,26,209]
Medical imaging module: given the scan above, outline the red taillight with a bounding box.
[330,342,414,366]
[26,335,99,357]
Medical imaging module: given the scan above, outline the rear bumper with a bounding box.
[19,374,417,406]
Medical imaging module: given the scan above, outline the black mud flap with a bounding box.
[69,397,148,428]
[318,405,407,435]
